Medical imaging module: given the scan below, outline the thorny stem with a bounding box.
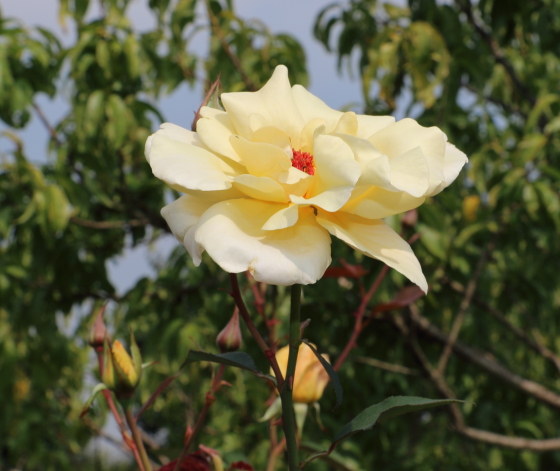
[173,364,226,471]
[228,273,285,389]
[333,265,389,371]
[280,284,302,470]
[125,406,152,471]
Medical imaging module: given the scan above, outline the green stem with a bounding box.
[125,406,152,471]
[280,284,302,470]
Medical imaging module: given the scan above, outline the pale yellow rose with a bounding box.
[275,343,330,404]
[146,65,468,291]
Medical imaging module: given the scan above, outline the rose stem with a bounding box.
[173,364,225,471]
[228,273,285,390]
[124,406,153,471]
[333,265,389,371]
[280,284,302,470]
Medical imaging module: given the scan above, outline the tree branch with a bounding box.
[393,310,560,452]
[456,0,535,107]
[205,0,257,91]
[437,237,497,374]
[405,306,560,410]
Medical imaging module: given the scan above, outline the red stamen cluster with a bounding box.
[291,149,315,175]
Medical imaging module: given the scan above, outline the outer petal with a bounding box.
[145,123,201,163]
[291,84,343,132]
[291,133,361,212]
[193,199,332,285]
[426,143,468,197]
[369,118,446,195]
[148,135,236,191]
[316,211,428,293]
[341,186,425,219]
[388,147,430,197]
[356,115,396,139]
[221,65,305,146]
[230,135,292,177]
[197,107,241,163]
[232,174,288,203]
[294,359,330,403]
[161,195,214,265]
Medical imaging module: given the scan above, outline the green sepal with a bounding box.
[101,339,116,389]
[129,329,143,383]
[80,383,109,418]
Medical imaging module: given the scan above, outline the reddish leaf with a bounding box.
[372,286,424,315]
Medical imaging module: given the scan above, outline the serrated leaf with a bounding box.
[302,396,465,466]
[300,340,343,410]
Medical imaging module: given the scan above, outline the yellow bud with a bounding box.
[112,340,139,388]
[274,343,330,404]
[462,195,480,222]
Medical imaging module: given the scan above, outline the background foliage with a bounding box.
[2,0,560,470]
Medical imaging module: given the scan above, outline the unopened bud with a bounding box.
[112,337,142,392]
[401,209,418,227]
[88,304,109,351]
[216,308,242,353]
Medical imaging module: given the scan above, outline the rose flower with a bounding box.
[146,66,467,291]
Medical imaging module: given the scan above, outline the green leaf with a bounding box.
[300,339,343,410]
[44,185,70,233]
[80,383,109,418]
[84,90,105,138]
[301,396,465,466]
[182,350,276,384]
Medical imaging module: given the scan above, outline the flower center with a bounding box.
[291,149,315,175]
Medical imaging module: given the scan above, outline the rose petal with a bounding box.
[291,84,343,133]
[341,186,425,219]
[334,133,391,187]
[197,107,241,162]
[148,135,236,191]
[230,135,292,177]
[316,211,428,293]
[145,123,201,163]
[355,114,396,139]
[426,143,468,196]
[388,146,430,197]
[262,204,300,230]
[370,118,446,195]
[333,111,358,136]
[193,199,332,285]
[161,195,215,266]
[221,65,305,147]
[232,174,288,203]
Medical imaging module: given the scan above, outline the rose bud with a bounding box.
[216,308,242,353]
[275,343,330,404]
[88,304,109,351]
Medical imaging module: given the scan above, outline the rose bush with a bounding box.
[146,65,467,291]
